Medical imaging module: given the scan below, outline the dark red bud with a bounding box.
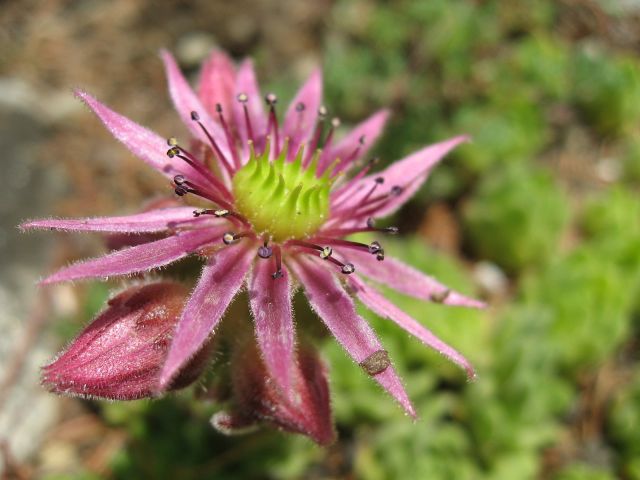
[216,338,335,445]
[42,282,209,400]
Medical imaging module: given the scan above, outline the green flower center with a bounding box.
[232,139,331,242]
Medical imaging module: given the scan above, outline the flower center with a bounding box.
[232,139,331,242]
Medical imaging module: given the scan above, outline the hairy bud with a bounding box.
[42,282,210,400]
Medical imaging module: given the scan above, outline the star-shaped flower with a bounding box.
[23,49,484,444]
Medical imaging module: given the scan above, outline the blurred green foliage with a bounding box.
[56,0,640,479]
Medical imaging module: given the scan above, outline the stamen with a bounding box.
[320,246,333,259]
[190,111,234,175]
[287,239,330,257]
[305,106,327,165]
[258,242,273,259]
[271,244,283,279]
[265,93,280,155]
[315,237,383,256]
[166,141,232,199]
[192,209,249,229]
[222,231,251,245]
[320,224,399,238]
[222,232,236,245]
[237,93,255,143]
[216,103,241,169]
[174,177,235,211]
[323,117,340,150]
[324,256,355,275]
[331,134,366,177]
[330,157,379,202]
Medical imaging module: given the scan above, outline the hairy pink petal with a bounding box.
[333,135,469,218]
[41,227,223,284]
[198,49,236,119]
[233,59,267,153]
[249,259,296,397]
[76,90,221,189]
[75,90,172,175]
[159,244,254,388]
[160,50,232,168]
[283,69,323,150]
[348,275,476,379]
[346,249,485,309]
[21,207,203,234]
[289,255,415,417]
[323,109,390,175]
[42,282,208,400]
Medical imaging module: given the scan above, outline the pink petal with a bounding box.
[283,68,323,151]
[75,90,172,176]
[322,109,390,175]
[21,207,202,233]
[248,259,296,397]
[332,135,469,218]
[76,90,222,189]
[160,50,232,169]
[345,249,485,309]
[233,59,267,152]
[347,275,476,379]
[41,227,223,284]
[159,244,255,388]
[198,49,236,119]
[289,255,415,417]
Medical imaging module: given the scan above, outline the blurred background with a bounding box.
[1,0,640,478]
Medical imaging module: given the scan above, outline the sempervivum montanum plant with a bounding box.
[23,49,485,445]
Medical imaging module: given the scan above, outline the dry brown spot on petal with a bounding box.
[359,349,390,376]
[430,289,451,303]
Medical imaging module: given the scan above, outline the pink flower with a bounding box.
[24,49,484,440]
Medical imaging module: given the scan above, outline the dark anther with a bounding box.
[376,249,385,261]
[174,185,189,196]
[222,232,237,245]
[375,176,385,184]
[167,147,180,158]
[296,102,305,112]
[359,135,366,145]
[368,241,382,254]
[366,217,376,228]
[173,175,186,185]
[385,226,399,235]
[258,245,273,259]
[341,263,355,275]
[271,270,283,279]
[265,93,278,106]
[237,93,248,103]
[190,111,200,121]
[167,137,178,146]
[390,185,403,196]
[319,246,333,259]
[193,210,203,217]
[215,103,223,113]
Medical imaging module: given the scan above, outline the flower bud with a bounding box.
[42,282,210,400]
[212,336,335,445]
